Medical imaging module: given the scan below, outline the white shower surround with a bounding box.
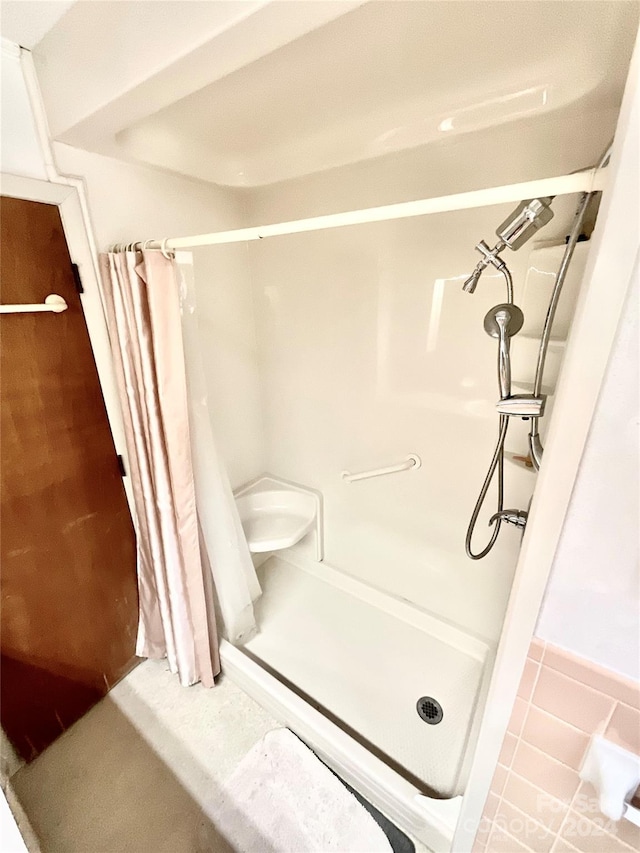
[243,195,584,642]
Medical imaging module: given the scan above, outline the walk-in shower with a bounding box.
[463,147,611,559]
[52,2,633,848]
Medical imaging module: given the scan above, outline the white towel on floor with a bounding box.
[209,728,393,852]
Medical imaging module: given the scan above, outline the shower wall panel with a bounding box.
[245,125,614,642]
[248,214,528,640]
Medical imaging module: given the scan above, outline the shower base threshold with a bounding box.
[222,553,491,850]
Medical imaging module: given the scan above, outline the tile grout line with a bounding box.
[601,698,619,733]
[488,822,535,853]
[524,703,604,738]
[527,676,619,734]
[558,808,637,853]
[541,649,640,700]
[496,793,560,838]
[505,766,573,806]
[552,835,581,853]
[541,657,639,706]
[487,646,545,849]
[515,732,585,772]
[501,765,573,842]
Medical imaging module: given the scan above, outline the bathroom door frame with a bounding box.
[452,35,639,852]
[0,172,134,519]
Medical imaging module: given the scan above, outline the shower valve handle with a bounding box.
[475,239,507,270]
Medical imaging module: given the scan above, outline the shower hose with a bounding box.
[465,266,513,560]
[465,163,605,560]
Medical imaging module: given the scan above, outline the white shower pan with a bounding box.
[234,476,323,559]
[223,551,492,850]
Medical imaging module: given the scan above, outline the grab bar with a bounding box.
[0,294,68,315]
[341,454,421,483]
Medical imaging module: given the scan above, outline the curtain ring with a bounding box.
[142,239,153,251]
[160,238,174,260]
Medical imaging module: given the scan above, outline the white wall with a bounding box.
[0,40,47,178]
[536,269,639,681]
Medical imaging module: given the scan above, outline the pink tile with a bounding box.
[508,697,530,737]
[511,742,580,804]
[484,792,501,822]
[471,835,487,853]
[529,638,545,662]
[475,814,493,848]
[521,706,590,770]
[572,781,598,816]
[494,799,555,853]
[519,659,541,701]
[573,782,640,851]
[500,732,518,767]
[502,773,568,833]
[605,702,640,755]
[491,763,508,797]
[559,811,634,853]
[487,826,531,853]
[543,645,640,710]
[532,667,615,733]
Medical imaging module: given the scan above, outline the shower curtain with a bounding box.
[175,253,261,645]
[99,250,259,686]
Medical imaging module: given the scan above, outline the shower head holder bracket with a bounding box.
[495,394,546,418]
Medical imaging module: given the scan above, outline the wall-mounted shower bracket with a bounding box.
[495,394,546,419]
[489,509,528,529]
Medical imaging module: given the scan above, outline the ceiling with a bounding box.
[1,0,75,49]
[23,0,640,187]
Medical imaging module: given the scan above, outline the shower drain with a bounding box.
[416,696,443,725]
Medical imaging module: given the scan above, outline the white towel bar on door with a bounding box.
[0,294,68,315]
[342,454,421,483]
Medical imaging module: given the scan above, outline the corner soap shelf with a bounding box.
[234,475,323,561]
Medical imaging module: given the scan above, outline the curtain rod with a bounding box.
[133,168,607,252]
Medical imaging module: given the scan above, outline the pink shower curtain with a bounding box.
[99,250,219,687]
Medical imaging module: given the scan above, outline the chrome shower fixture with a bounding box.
[464,142,612,561]
[496,196,554,250]
[483,303,524,400]
[462,240,507,293]
[462,197,555,294]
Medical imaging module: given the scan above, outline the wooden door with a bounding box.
[0,197,138,761]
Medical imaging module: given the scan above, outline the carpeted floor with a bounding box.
[8,660,427,852]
